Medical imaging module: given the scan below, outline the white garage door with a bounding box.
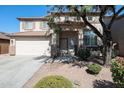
[16,37,50,56]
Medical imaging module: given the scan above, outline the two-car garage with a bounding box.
[15,37,50,56]
[10,31,51,56]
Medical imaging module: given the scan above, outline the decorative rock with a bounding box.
[73,80,81,87]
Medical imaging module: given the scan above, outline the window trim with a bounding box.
[65,16,69,21]
[55,17,61,22]
[40,21,48,29]
[87,16,93,21]
[83,30,97,46]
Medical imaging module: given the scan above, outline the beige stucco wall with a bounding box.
[55,16,104,48]
[9,46,16,56]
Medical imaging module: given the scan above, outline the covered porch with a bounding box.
[50,21,85,57]
[51,29,84,57]
[59,31,79,56]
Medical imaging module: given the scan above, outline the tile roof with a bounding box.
[10,31,51,37]
[17,17,48,21]
[0,33,10,40]
[49,12,101,16]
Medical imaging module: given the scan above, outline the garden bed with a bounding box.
[23,62,114,88]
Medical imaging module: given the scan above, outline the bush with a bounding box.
[87,64,102,74]
[111,57,124,87]
[77,48,90,60]
[34,75,73,88]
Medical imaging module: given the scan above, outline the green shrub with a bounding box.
[111,57,124,87]
[77,48,90,60]
[87,64,102,74]
[34,75,73,88]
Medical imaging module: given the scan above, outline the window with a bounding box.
[83,30,97,46]
[65,16,69,21]
[73,17,77,21]
[68,38,75,49]
[10,39,15,46]
[10,39,13,46]
[40,21,48,28]
[77,16,81,21]
[24,22,33,29]
[87,16,93,21]
[55,17,61,22]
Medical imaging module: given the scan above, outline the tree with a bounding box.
[48,5,124,65]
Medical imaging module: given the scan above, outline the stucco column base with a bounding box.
[9,46,15,56]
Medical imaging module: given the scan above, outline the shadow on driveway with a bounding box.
[93,80,117,88]
[34,55,52,63]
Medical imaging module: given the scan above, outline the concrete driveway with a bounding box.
[0,55,49,88]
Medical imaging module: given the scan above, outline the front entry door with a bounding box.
[59,31,78,55]
[60,37,77,55]
[60,38,68,50]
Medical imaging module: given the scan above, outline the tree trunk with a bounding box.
[103,41,113,66]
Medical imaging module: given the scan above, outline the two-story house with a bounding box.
[9,12,124,56]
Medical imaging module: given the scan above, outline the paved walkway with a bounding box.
[0,55,47,88]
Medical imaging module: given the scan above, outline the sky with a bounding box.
[0,5,48,33]
[0,5,123,33]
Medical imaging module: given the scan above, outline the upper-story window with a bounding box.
[40,21,48,28]
[65,16,69,21]
[55,17,61,22]
[73,17,77,21]
[87,16,93,21]
[23,22,33,29]
[77,16,81,21]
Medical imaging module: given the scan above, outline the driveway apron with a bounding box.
[0,55,45,88]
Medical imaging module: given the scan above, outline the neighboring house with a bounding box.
[0,32,10,54]
[9,12,124,56]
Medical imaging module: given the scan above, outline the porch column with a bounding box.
[56,33,60,56]
[78,29,84,48]
[9,38,16,56]
[51,31,60,57]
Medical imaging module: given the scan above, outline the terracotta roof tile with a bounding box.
[10,31,51,37]
[0,33,10,40]
[17,17,48,21]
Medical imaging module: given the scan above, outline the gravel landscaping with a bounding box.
[23,62,115,88]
